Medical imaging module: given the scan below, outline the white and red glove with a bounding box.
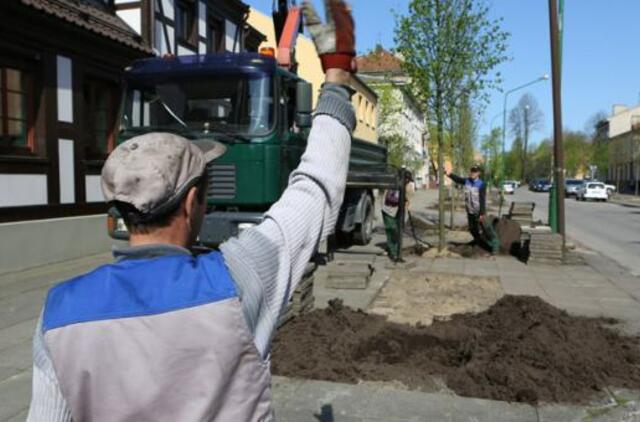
[303,0,357,73]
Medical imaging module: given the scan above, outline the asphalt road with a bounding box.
[509,188,640,276]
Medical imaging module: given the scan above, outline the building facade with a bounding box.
[247,7,379,144]
[357,48,429,187]
[607,104,640,193]
[0,0,262,273]
[115,0,264,57]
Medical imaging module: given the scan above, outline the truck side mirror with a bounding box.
[296,81,313,128]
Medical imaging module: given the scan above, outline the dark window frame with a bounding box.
[208,17,225,53]
[176,0,198,48]
[0,66,36,156]
[82,76,118,161]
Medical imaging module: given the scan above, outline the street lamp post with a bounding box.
[499,74,549,215]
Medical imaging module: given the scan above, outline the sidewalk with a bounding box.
[610,193,640,208]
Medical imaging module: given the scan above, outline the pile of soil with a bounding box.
[272,296,640,404]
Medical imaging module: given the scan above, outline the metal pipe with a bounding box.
[549,0,566,248]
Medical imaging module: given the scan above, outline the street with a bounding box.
[509,188,640,276]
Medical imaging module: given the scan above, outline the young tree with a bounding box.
[395,0,510,250]
[508,93,544,181]
[481,127,501,187]
[585,111,609,180]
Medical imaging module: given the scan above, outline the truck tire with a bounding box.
[353,195,374,245]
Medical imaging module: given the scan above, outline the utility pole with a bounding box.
[548,0,566,247]
[523,105,529,181]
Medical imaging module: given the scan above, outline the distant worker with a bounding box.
[446,165,499,254]
[26,1,357,421]
[382,171,415,260]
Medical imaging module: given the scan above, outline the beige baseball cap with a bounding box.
[101,132,226,218]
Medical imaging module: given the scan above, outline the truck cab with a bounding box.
[111,53,395,248]
[115,53,315,244]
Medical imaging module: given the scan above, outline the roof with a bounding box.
[19,0,152,53]
[357,47,404,74]
[125,53,278,81]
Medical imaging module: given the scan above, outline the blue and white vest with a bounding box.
[464,178,484,215]
[42,252,273,421]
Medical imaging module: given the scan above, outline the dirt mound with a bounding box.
[272,296,640,404]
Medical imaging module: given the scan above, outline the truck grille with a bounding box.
[207,163,236,200]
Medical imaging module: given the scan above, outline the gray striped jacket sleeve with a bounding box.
[221,83,355,358]
[27,316,73,422]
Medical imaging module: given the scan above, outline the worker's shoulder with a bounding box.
[42,252,237,333]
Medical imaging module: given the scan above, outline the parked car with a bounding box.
[576,182,608,202]
[529,179,540,191]
[592,181,617,197]
[564,179,583,197]
[502,182,515,195]
[532,179,552,192]
[505,180,521,189]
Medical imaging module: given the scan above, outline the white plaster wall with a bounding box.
[177,45,196,56]
[160,0,174,20]
[198,2,207,37]
[85,175,104,203]
[117,8,142,35]
[155,21,175,55]
[57,56,73,123]
[58,139,75,204]
[199,42,207,55]
[225,20,238,52]
[609,105,640,138]
[0,174,48,207]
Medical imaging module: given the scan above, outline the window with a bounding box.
[83,77,117,159]
[209,18,225,53]
[0,67,34,154]
[176,0,197,46]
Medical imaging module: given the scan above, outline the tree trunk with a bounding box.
[437,105,446,251]
[522,107,529,181]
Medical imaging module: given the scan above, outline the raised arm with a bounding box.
[447,172,467,185]
[220,0,357,358]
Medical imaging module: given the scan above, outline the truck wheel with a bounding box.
[353,196,374,246]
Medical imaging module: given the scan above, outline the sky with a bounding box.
[246,0,640,150]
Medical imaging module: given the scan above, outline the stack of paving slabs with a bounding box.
[279,263,316,327]
[326,260,374,290]
[508,201,536,228]
[528,228,564,265]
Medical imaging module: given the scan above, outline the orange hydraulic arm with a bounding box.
[272,0,302,72]
[276,6,302,70]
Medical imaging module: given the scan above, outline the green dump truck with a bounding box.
[108,53,398,249]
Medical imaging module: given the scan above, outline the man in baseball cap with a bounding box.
[446,164,499,254]
[27,1,357,420]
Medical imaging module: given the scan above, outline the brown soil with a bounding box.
[272,296,640,404]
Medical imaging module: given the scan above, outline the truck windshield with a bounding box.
[121,73,273,137]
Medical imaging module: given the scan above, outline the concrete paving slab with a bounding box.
[363,388,453,422]
[0,340,31,383]
[450,396,537,422]
[0,319,36,353]
[431,259,466,275]
[281,379,377,419]
[0,371,30,421]
[0,289,47,331]
[536,404,587,421]
[4,409,28,422]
